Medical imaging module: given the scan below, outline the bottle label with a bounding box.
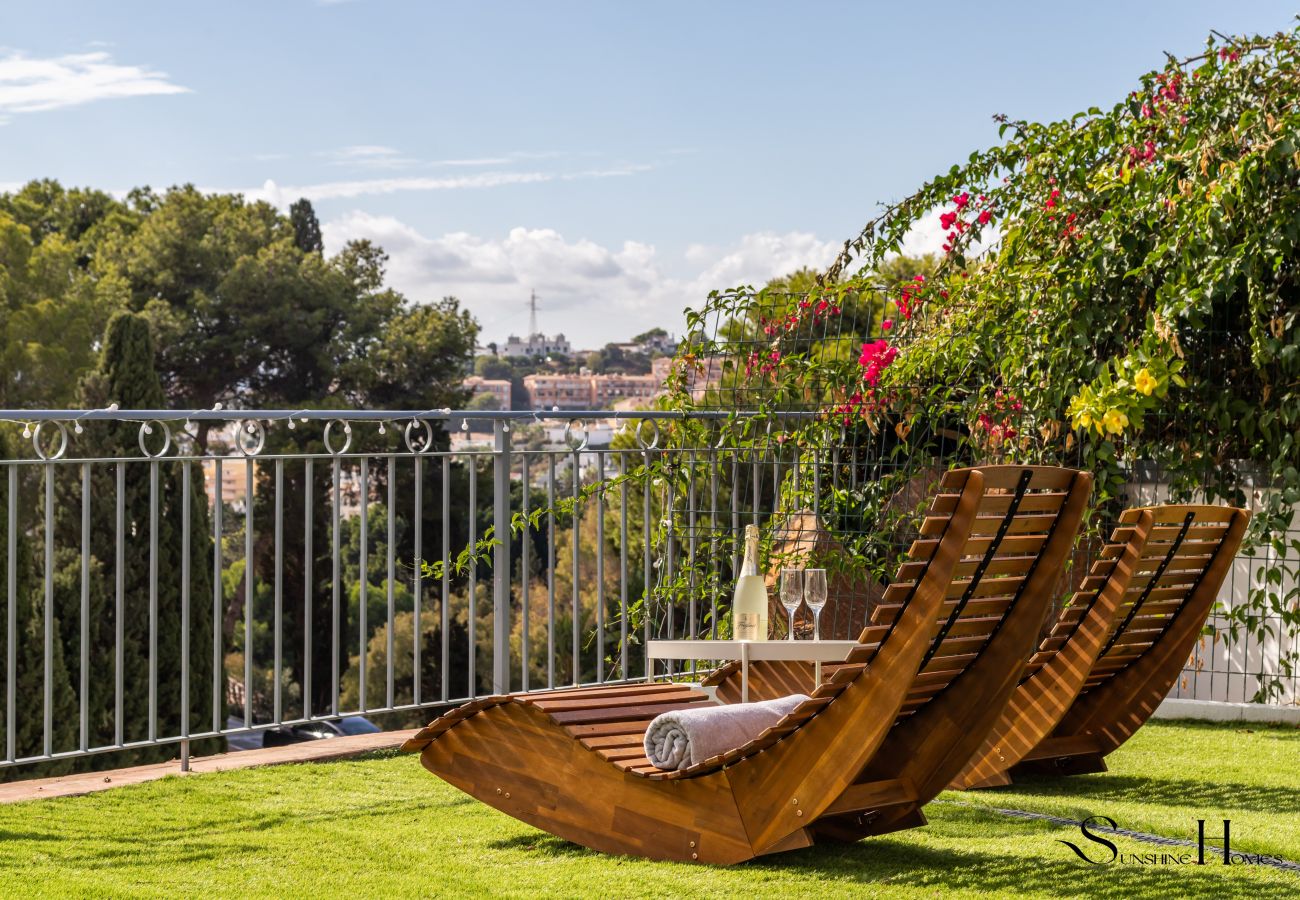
[736,612,760,640]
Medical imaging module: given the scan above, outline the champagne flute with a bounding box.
[779,568,803,640]
[805,569,828,641]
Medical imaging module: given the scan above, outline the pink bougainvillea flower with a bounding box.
[858,340,898,386]
[882,318,893,331]
[978,209,992,225]
[940,210,958,230]
[953,192,970,210]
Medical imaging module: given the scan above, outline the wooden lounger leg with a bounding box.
[1011,753,1107,778]
[846,805,929,839]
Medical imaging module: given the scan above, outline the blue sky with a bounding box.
[1,1,1296,347]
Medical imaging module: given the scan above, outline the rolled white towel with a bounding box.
[643,694,811,771]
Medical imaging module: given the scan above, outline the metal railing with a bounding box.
[0,408,809,776]
[0,407,1294,779]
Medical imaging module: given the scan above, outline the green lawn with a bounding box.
[0,720,1295,898]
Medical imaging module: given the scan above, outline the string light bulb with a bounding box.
[378,422,387,435]
[21,424,31,439]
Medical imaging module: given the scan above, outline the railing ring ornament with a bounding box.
[404,418,435,454]
[236,419,267,456]
[563,419,589,451]
[32,420,69,461]
[633,418,660,451]
[323,419,352,456]
[138,420,173,458]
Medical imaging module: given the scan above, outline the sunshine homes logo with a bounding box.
[1058,816,1283,867]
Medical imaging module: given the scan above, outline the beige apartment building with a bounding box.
[523,372,660,409]
[463,375,512,409]
[591,374,659,406]
[522,373,598,409]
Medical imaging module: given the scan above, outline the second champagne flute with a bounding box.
[805,568,827,640]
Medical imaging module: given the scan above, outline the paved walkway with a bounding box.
[0,729,418,805]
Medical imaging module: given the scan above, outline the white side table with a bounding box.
[646,640,859,702]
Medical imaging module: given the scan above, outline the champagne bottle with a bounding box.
[732,525,769,641]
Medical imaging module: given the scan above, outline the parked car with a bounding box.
[261,716,381,747]
[225,716,263,751]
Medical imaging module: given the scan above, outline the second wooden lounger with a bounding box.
[993,503,1250,782]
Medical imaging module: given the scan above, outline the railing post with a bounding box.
[492,419,512,694]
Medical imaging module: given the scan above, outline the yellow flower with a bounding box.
[1077,411,1093,429]
[1134,367,1157,396]
[1102,408,1129,435]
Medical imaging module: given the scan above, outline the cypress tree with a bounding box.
[289,198,323,254]
[63,312,219,764]
[0,429,79,779]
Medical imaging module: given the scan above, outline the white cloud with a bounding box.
[896,208,948,259]
[0,50,188,122]
[685,231,838,288]
[330,144,401,160]
[240,171,553,206]
[322,144,421,169]
[321,212,839,347]
[437,157,512,167]
[231,163,653,206]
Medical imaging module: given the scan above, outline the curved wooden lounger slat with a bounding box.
[701,464,1093,841]
[999,503,1250,781]
[400,467,989,863]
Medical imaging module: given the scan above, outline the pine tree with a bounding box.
[60,312,219,765]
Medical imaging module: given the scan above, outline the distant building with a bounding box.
[501,332,572,358]
[636,332,679,355]
[203,459,255,510]
[523,373,594,409]
[591,374,658,406]
[523,372,660,409]
[463,375,512,409]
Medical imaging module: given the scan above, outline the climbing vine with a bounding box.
[675,25,1300,700]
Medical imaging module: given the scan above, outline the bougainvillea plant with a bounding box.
[675,25,1300,700]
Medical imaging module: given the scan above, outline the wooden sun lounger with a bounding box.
[400,465,993,863]
[401,464,1089,863]
[703,465,1092,842]
[957,503,1249,784]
